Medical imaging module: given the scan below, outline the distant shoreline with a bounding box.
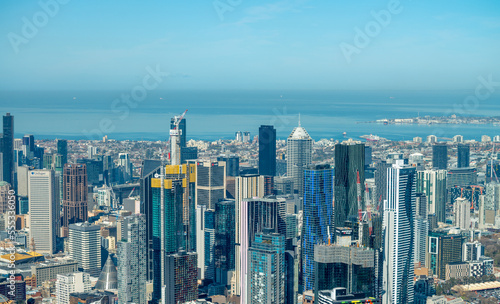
[358,115,500,125]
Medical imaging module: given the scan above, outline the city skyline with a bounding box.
[2,1,500,303]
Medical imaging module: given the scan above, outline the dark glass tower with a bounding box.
[432,144,448,170]
[375,161,391,210]
[217,155,239,177]
[334,142,365,229]
[2,113,14,184]
[457,144,470,168]
[302,164,334,292]
[57,139,68,166]
[140,159,162,284]
[259,125,276,176]
[214,200,235,285]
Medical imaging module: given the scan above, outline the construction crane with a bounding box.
[170,110,188,166]
[127,187,135,198]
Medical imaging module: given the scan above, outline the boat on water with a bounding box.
[360,134,380,142]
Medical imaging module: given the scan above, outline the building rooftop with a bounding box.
[288,124,311,140]
[451,281,500,292]
[94,256,118,291]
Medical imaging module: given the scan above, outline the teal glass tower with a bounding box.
[151,180,184,301]
[248,231,285,304]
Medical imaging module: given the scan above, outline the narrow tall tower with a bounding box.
[286,118,312,196]
[2,113,14,184]
[62,164,88,235]
[170,110,187,166]
[259,125,276,176]
[334,141,365,229]
[383,162,416,304]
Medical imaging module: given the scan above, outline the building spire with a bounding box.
[298,113,301,127]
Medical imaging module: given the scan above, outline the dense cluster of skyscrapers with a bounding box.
[1,110,500,304]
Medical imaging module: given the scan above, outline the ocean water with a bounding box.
[1,89,500,141]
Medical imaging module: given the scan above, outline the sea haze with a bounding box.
[2,89,500,141]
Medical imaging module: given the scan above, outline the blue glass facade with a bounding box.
[204,209,216,280]
[248,232,285,304]
[151,181,184,301]
[215,200,235,285]
[302,164,334,292]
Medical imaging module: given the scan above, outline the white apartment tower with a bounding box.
[29,169,57,254]
[56,272,91,304]
[286,120,312,196]
[454,197,471,230]
[383,162,416,304]
[68,222,101,277]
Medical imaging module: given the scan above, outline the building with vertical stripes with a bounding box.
[302,164,334,292]
[383,162,416,304]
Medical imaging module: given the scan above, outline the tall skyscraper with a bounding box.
[29,169,57,254]
[454,197,470,230]
[2,113,14,184]
[139,159,162,283]
[150,164,196,301]
[286,121,312,195]
[416,170,447,223]
[427,231,463,280]
[68,222,101,277]
[259,125,276,176]
[334,142,365,229]
[117,214,147,304]
[214,200,236,285]
[457,144,470,168]
[204,209,216,281]
[433,144,448,170]
[196,205,208,280]
[57,139,68,166]
[165,250,198,304]
[62,164,88,234]
[302,164,334,292]
[0,182,12,214]
[383,162,416,304]
[239,197,286,301]
[375,161,391,210]
[170,117,186,148]
[234,174,266,296]
[248,231,285,304]
[22,134,35,163]
[415,193,428,267]
[196,160,226,209]
[217,155,239,177]
[118,153,132,182]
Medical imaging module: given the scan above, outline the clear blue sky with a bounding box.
[1,0,499,91]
